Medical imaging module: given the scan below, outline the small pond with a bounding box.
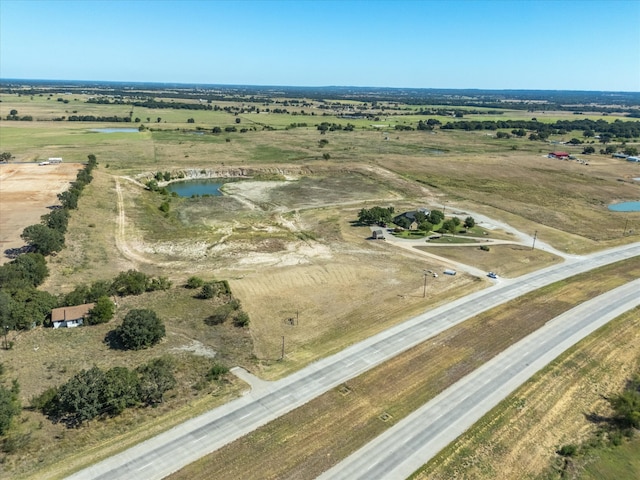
[166,179,224,197]
[90,128,139,133]
[608,201,640,212]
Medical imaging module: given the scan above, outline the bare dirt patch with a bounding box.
[0,162,81,264]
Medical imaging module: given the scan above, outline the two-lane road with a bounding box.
[68,243,640,480]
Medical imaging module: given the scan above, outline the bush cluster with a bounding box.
[33,357,176,427]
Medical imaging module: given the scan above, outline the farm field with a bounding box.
[0,85,639,479]
[0,162,82,264]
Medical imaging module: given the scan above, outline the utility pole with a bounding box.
[531,230,538,250]
[281,336,285,361]
[423,272,428,298]
[3,326,7,350]
[623,218,629,236]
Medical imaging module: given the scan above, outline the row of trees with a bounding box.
[0,155,97,330]
[67,115,132,122]
[5,109,33,121]
[61,270,172,306]
[0,261,170,331]
[359,206,476,236]
[33,357,176,427]
[19,155,98,259]
[357,206,395,225]
[87,97,214,111]
[440,118,640,140]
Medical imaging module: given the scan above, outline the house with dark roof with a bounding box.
[393,208,431,230]
[51,303,94,328]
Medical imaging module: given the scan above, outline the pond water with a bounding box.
[166,179,224,197]
[608,201,640,212]
[90,128,139,133]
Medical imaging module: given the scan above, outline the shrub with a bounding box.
[205,304,234,326]
[185,276,204,289]
[233,311,250,328]
[557,444,577,457]
[114,309,165,350]
[198,283,217,299]
[206,363,229,381]
[87,296,115,325]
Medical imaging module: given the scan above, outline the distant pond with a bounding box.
[166,179,224,197]
[90,128,139,133]
[608,201,640,212]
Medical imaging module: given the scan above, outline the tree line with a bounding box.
[87,97,213,111]
[440,118,640,139]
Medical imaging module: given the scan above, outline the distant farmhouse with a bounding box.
[51,303,94,328]
[393,208,431,231]
[548,151,570,159]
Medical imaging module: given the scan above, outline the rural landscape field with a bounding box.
[0,80,639,480]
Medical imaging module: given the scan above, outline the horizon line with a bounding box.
[1,78,639,95]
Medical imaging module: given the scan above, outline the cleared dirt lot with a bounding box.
[0,162,81,264]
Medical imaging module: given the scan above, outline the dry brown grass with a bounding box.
[0,286,253,479]
[413,307,640,480]
[417,243,563,278]
[2,96,639,479]
[167,258,640,480]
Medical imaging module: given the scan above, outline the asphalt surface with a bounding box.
[67,242,640,480]
[318,279,640,479]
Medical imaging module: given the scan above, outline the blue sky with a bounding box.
[1,0,639,91]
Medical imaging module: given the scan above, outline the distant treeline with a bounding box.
[67,115,132,122]
[3,80,640,113]
[87,97,213,110]
[440,118,640,138]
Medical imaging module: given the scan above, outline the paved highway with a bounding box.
[67,243,640,480]
[319,279,640,479]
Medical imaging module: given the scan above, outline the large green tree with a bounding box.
[0,253,48,289]
[51,367,105,426]
[136,357,176,405]
[21,224,64,255]
[115,309,165,350]
[41,208,69,234]
[101,367,140,415]
[87,296,115,325]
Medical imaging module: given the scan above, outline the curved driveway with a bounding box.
[67,243,640,480]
